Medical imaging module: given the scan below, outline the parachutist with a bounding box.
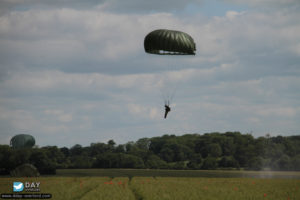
[144,29,196,119]
[164,104,171,119]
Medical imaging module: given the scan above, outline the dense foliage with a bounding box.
[1,132,300,174]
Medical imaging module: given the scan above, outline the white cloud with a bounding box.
[0,9,200,75]
[58,114,73,123]
[0,0,206,14]
[0,108,38,131]
[45,109,73,122]
[128,103,161,120]
[256,107,297,118]
[225,0,299,7]
[149,108,160,119]
[128,103,146,115]
[45,109,63,115]
[1,6,299,76]
[225,10,243,20]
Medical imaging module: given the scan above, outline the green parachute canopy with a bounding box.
[144,29,196,55]
[10,134,35,149]
[10,163,40,177]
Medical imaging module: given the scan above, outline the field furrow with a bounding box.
[1,172,300,200]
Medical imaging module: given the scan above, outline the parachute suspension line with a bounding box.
[158,57,176,107]
[168,83,178,105]
[164,55,180,106]
[161,55,173,106]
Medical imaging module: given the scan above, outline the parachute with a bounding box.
[10,134,35,149]
[144,29,196,55]
[10,163,40,177]
[144,29,196,117]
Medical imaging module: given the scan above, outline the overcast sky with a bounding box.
[0,0,299,147]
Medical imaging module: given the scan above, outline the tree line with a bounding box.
[1,132,300,175]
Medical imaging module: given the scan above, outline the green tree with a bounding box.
[60,147,70,157]
[136,138,151,150]
[221,137,236,156]
[93,153,119,168]
[0,145,14,173]
[70,155,93,168]
[9,149,31,169]
[108,140,116,146]
[70,144,83,156]
[207,143,222,157]
[120,154,145,168]
[29,150,56,174]
[247,156,263,170]
[128,147,149,162]
[172,161,186,169]
[291,155,300,171]
[125,141,135,152]
[219,156,239,168]
[159,147,174,162]
[145,155,168,169]
[89,143,111,156]
[202,156,218,170]
[115,144,125,153]
[276,154,292,170]
[42,146,66,168]
[187,153,203,169]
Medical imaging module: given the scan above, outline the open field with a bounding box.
[1,170,300,200]
[56,169,300,179]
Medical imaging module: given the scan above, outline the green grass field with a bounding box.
[56,168,300,179]
[1,169,300,200]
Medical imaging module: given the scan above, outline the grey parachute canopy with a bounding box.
[144,29,196,55]
[10,134,35,149]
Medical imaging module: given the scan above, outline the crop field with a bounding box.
[56,169,300,179]
[0,170,300,200]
